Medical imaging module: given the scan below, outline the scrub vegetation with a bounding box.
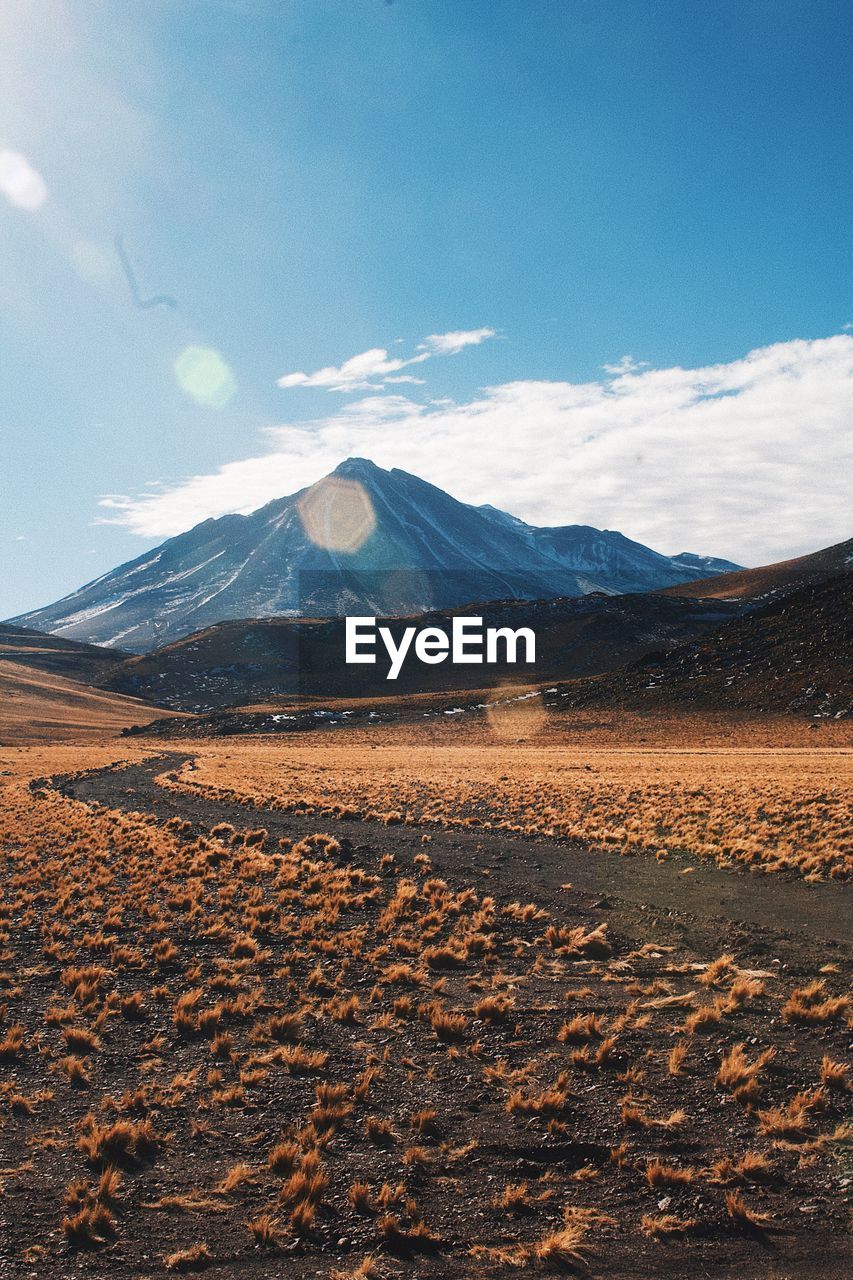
[0,735,849,1277]
[161,738,852,882]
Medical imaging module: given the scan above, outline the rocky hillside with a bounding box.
[559,572,852,720]
[101,591,738,711]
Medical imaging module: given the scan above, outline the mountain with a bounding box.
[0,622,130,683]
[9,458,740,651]
[100,592,738,711]
[557,571,852,720]
[478,505,738,585]
[662,536,853,602]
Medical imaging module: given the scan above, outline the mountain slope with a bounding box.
[0,660,171,744]
[101,593,738,711]
[10,458,740,651]
[0,623,130,683]
[557,572,852,719]
[662,537,852,602]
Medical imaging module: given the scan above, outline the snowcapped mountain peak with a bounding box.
[331,456,383,480]
[9,459,740,651]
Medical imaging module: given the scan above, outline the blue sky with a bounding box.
[1,0,852,618]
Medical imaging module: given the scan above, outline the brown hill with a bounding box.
[0,660,173,744]
[0,623,129,683]
[558,572,852,720]
[662,537,852,601]
[102,592,737,711]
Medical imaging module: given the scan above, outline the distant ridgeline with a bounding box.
[9,459,739,651]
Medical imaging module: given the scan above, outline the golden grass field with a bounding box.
[0,720,850,1277]
[160,727,853,882]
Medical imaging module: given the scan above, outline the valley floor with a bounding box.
[0,730,849,1278]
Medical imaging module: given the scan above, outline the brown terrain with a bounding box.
[0,622,130,683]
[662,536,852,601]
[0,660,173,744]
[0,542,849,1278]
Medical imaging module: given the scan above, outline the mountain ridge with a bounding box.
[661,536,853,601]
[9,457,740,651]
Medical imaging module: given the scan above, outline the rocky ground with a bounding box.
[0,751,847,1278]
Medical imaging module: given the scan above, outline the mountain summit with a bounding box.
[10,459,740,651]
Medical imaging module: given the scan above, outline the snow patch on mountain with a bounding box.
[10,458,740,651]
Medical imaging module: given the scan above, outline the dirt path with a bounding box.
[64,753,850,974]
[5,751,846,1280]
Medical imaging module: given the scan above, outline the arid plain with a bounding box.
[0,698,849,1279]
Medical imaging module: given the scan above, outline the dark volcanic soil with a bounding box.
[67,755,850,964]
[1,754,849,1280]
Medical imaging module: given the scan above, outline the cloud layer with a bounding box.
[276,328,496,391]
[104,334,853,565]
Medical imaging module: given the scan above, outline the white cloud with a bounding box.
[0,149,47,210]
[602,354,649,375]
[105,334,853,566]
[276,327,496,392]
[276,347,426,392]
[417,327,497,356]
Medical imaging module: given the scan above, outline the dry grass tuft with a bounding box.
[645,1159,696,1187]
[641,1213,697,1237]
[0,1023,25,1061]
[164,1242,215,1271]
[246,1213,281,1246]
[62,1202,116,1248]
[377,1213,441,1255]
[781,981,850,1025]
[725,1190,772,1230]
[78,1115,159,1168]
[533,1220,590,1269]
[820,1055,850,1091]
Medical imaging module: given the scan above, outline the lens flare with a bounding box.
[485,685,548,740]
[173,345,237,408]
[296,476,376,553]
[0,150,47,210]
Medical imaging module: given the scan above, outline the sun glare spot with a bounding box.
[296,476,376,553]
[0,150,48,210]
[485,685,548,740]
[173,345,237,408]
